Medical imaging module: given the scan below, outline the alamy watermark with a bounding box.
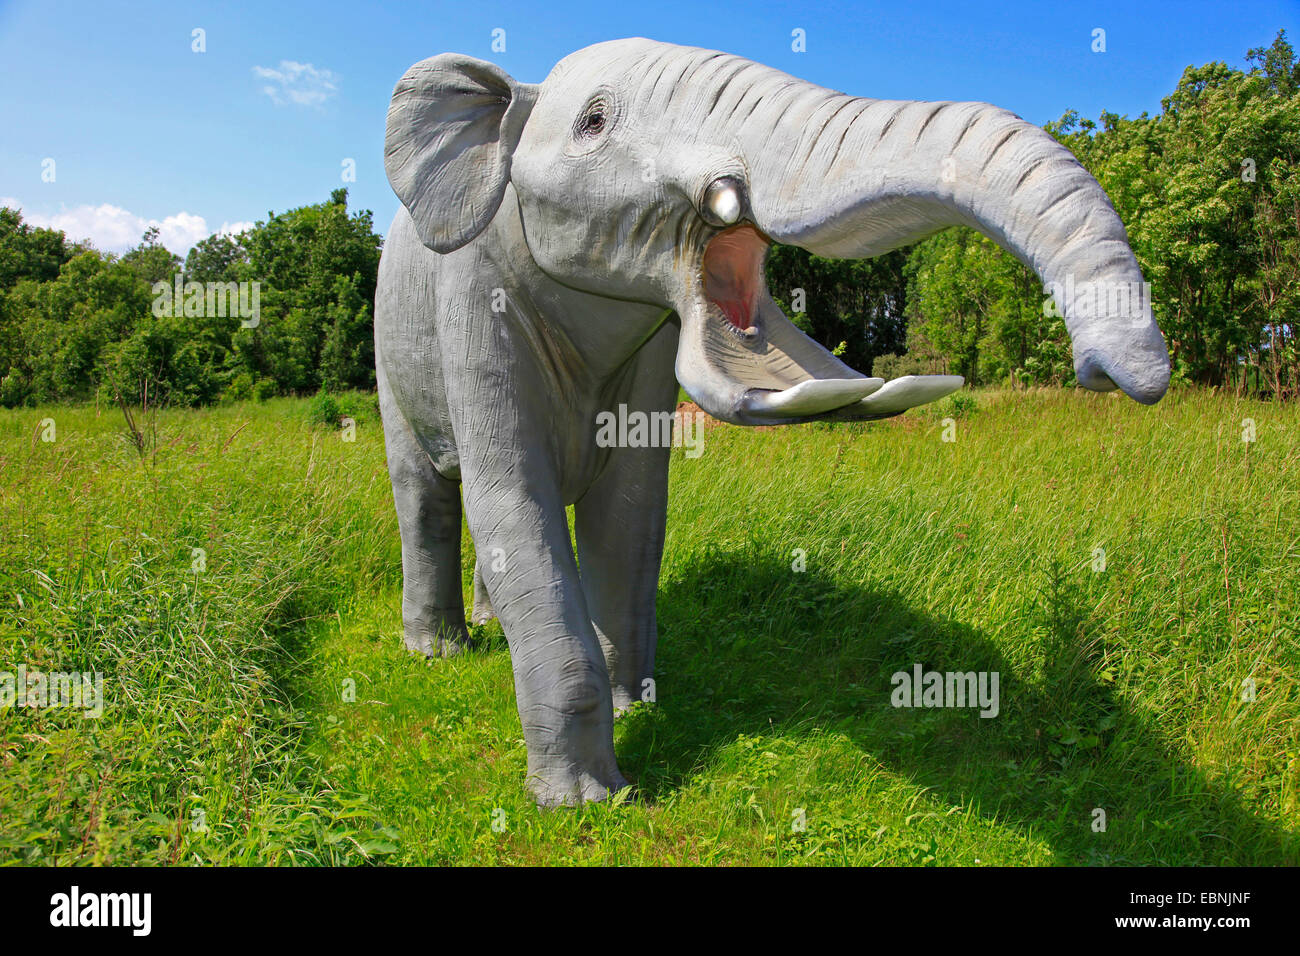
[1,666,104,718]
[595,404,705,458]
[152,274,260,328]
[50,886,150,936]
[890,664,999,718]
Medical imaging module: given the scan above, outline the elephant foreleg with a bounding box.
[461,465,628,805]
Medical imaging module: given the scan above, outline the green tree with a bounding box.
[0,206,71,290]
[237,189,383,394]
[764,246,909,375]
[184,232,247,282]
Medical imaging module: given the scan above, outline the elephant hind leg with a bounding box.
[471,558,496,625]
[574,319,678,715]
[379,382,472,657]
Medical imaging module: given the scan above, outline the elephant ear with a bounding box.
[384,54,538,254]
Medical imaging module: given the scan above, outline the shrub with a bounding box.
[304,389,378,427]
[306,390,342,426]
[945,391,978,417]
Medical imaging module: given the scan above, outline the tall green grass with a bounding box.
[1,387,1296,864]
[0,396,397,863]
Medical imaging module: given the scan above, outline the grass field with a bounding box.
[1,386,1297,865]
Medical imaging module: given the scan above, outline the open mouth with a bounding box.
[680,220,964,426]
[701,224,769,339]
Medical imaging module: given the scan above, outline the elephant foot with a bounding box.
[527,764,632,807]
[470,606,496,626]
[610,684,644,717]
[402,617,476,658]
[435,633,476,657]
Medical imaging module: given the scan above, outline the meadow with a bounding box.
[0,387,1296,865]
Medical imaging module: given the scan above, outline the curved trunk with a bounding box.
[737,89,1169,404]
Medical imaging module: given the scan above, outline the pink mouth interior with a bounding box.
[702,225,768,331]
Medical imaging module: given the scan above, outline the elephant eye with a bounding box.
[575,98,610,139]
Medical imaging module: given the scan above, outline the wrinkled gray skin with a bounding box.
[375,38,1170,806]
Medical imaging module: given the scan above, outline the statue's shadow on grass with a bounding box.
[616,548,1298,865]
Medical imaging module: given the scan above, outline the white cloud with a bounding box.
[4,199,246,255]
[252,60,339,107]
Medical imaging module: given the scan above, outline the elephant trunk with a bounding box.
[740,95,1170,403]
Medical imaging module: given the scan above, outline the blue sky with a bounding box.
[1,0,1296,253]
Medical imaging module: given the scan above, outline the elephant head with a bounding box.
[385,38,1170,425]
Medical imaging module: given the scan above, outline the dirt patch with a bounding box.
[675,401,726,431]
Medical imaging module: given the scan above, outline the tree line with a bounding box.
[1,32,1295,408]
[0,189,380,407]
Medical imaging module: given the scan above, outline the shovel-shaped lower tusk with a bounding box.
[739,377,884,420]
[833,374,965,419]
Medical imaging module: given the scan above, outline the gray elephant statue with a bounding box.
[374,38,1170,805]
